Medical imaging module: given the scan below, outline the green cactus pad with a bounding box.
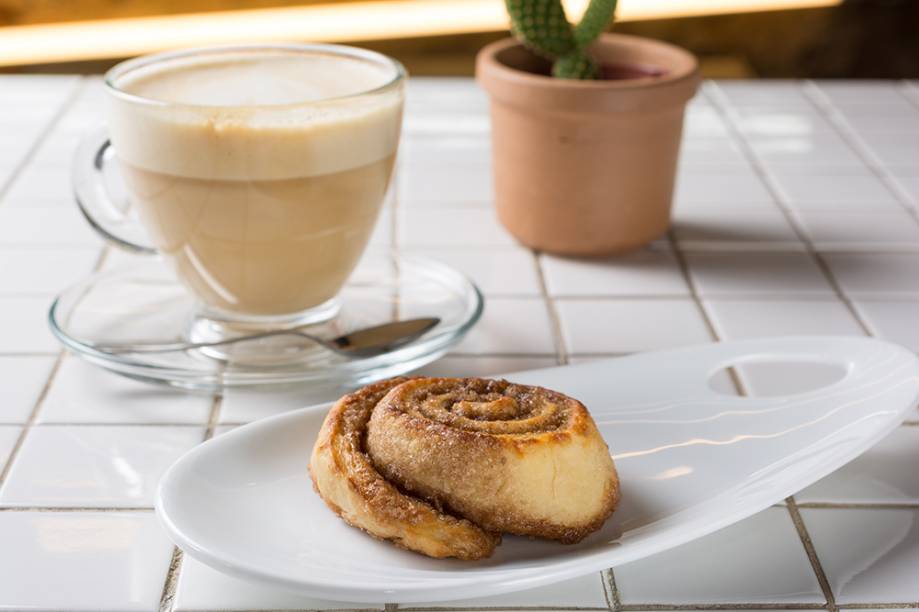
[505,0,617,80]
[574,0,618,48]
[505,0,576,59]
[552,52,599,79]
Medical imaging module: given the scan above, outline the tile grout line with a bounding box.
[795,501,919,510]
[0,77,85,204]
[0,506,153,512]
[837,604,919,610]
[616,605,828,611]
[202,393,224,441]
[157,546,184,612]
[156,393,224,612]
[803,81,919,216]
[799,82,919,324]
[532,251,569,366]
[402,607,609,611]
[18,421,217,427]
[784,497,837,612]
[0,351,66,487]
[666,229,751,393]
[604,568,623,612]
[706,81,875,337]
[0,90,109,485]
[709,82,842,612]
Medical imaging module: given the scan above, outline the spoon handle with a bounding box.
[91,329,321,355]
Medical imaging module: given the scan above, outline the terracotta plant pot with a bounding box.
[476,34,700,256]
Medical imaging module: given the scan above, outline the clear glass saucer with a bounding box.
[49,254,483,391]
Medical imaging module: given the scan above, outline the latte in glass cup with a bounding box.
[106,46,403,319]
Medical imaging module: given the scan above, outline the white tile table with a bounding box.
[0,75,918,611]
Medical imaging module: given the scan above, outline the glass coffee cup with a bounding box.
[73,44,405,353]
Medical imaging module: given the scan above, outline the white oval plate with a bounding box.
[156,336,919,603]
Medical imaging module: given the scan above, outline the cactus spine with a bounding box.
[505,0,618,79]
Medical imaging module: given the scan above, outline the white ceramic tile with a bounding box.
[37,358,213,424]
[403,113,490,135]
[411,571,609,608]
[220,385,343,424]
[0,248,99,295]
[679,138,748,166]
[405,247,540,296]
[368,204,393,246]
[615,507,823,604]
[834,97,919,117]
[415,355,556,378]
[28,134,82,171]
[803,507,919,603]
[3,164,74,206]
[400,135,492,206]
[794,210,919,251]
[852,300,919,351]
[0,355,55,423]
[406,78,489,109]
[686,252,834,297]
[542,249,689,297]
[749,132,864,166]
[740,361,848,398]
[0,511,174,611]
[703,299,863,396]
[731,107,836,136]
[400,209,516,247]
[673,207,803,251]
[174,556,380,611]
[674,172,775,207]
[859,133,919,166]
[0,425,20,470]
[770,172,901,211]
[798,426,919,503]
[894,176,919,206]
[888,163,919,178]
[823,253,919,297]
[704,299,863,339]
[557,299,712,354]
[683,106,731,138]
[0,296,59,353]
[0,75,78,106]
[758,163,876,177]
[843,111,919,134]
[405,78,489,135]
[0,425,202,506]
[453,297,556,355]
[0,206,99,247]
[817,81,913,105]
[715,81,814,107]
[399,163,493,205]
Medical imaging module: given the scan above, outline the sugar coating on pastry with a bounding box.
[309,376,619,559]
[366,377,619,543]
[308,378,500,560]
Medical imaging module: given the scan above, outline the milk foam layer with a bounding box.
[109,50,403,180]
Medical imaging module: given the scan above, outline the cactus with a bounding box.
[505,0,618,79]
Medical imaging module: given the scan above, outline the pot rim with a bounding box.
[477,33,699,93]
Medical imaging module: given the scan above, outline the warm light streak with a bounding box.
[0,0,842,67]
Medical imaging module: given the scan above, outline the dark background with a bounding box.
[1,0,917,77]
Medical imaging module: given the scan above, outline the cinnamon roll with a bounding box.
[309,377,618,559]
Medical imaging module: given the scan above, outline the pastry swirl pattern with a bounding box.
[309,377,619,560]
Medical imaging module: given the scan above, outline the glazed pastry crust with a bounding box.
[366,378,619,543]
[309,377,619,559]
[308,378,500,560]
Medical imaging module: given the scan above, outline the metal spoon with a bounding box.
[90,317,440,358]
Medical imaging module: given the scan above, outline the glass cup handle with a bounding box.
[72,126,157,255]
